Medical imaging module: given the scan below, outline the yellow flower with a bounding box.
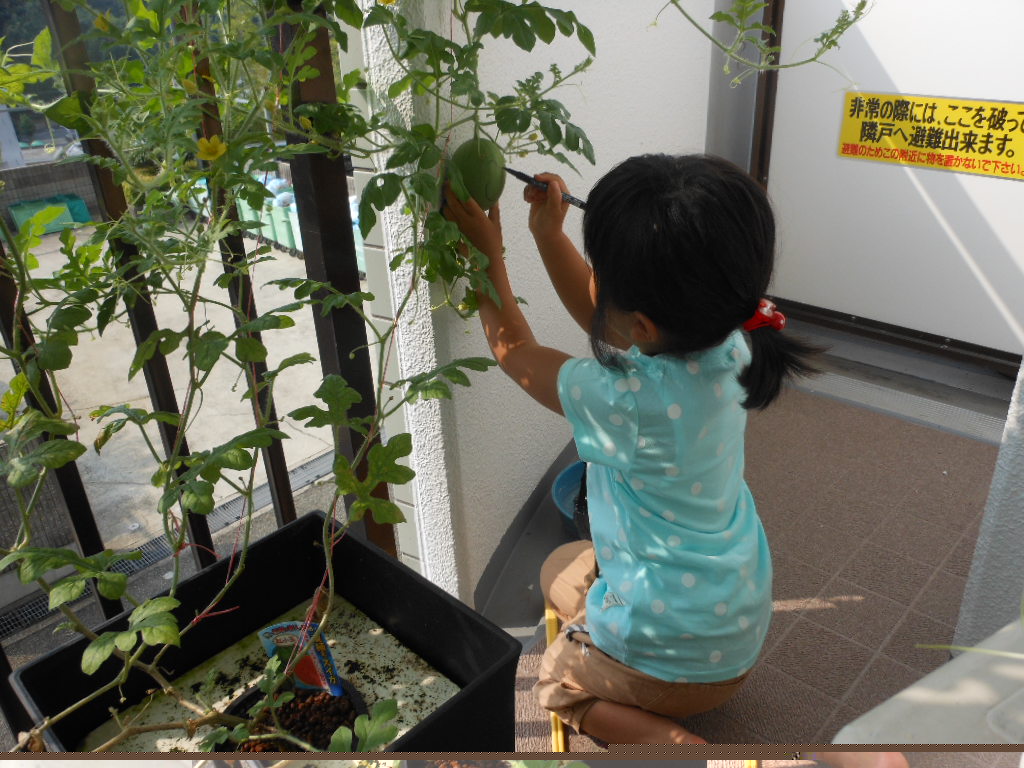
[378,0,396,4]
[181,78,198,95]
[94,12,112,32]
[298,116,313,132]
[197,135,227,162]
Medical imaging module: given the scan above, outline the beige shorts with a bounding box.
[534,540,751,731]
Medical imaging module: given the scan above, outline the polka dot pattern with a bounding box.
[559,338,768,683]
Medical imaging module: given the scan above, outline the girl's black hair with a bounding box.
[582,153,821,410]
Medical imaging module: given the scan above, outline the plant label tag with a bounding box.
[259,621,346,697]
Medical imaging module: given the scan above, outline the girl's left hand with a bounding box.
[443,183,503,260]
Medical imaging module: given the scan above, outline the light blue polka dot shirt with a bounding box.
[557,330,772,683]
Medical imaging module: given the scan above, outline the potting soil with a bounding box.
[77,594,459,751]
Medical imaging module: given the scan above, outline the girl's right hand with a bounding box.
[526,172,571,242]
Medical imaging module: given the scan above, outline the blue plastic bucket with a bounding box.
[551,460,585,523]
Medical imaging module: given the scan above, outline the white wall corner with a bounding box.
[360,1,463,597]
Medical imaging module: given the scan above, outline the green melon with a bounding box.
[449,137,506,210]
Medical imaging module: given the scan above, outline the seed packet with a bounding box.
[259,621,345,696]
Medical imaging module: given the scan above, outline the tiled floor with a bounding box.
[511,324,1008,748]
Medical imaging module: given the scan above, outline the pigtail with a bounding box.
[739,327,824,410]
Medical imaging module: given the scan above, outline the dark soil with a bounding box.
[233,687,365,752]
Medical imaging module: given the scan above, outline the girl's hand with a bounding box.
[526,172,570,243]
[443,183,503,260]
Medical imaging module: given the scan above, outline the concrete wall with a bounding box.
[363,1,714,601]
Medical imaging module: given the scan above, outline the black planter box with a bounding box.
[10,510,521,751]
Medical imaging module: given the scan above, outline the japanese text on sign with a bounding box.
[839,91,1024,181]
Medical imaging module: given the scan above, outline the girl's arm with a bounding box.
[527,174,630,350]
[444,190,570,415]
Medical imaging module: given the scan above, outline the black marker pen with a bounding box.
[504,167,587,209]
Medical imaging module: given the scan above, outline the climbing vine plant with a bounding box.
[0,0,864,751]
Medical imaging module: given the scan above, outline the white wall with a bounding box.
[365,1,714,601]
[768,0,1024,354]
[445,0,714,600]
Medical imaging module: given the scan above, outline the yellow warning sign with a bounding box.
[839,91,1024,180]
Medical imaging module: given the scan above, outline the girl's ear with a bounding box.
[630,311,661,344]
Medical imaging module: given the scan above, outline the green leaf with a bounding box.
[30,439,86,469]
[524,6,557,44]
[239,312,296,333]
[48,576,87,609]
[575,21,596,54]
[35,336,74,371]
[5,457,40,488]
[31,27,54,70]
[131,596,181,623]
[126,0,160,33]
[332,452,359,495]
[44,92,91,135]
[129,332,159,380]
[332,0,363,28]
[328,725,353,752]
[1,373,29,426]
[363,6,395,27]
[289,375,362,428]
[367,433,415,485]
[1,547,84,582]
[387,74,414,100]
[220,446,257,471]
[181,478,215,515]
[114,631,138,653]
[275,352,316,372]
[190,330,230,372]
[353,698,400,751]
[200,726,232,751]
[235,336,268,363]
[351,496,406,524]
[95,570,128,600]
[82,632,118,675]
[137,612,181,647]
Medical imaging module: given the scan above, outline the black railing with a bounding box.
[0,0,395,739]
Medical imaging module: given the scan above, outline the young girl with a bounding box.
[445,153,818,744]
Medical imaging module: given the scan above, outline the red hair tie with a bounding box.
[743,298,786,332]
